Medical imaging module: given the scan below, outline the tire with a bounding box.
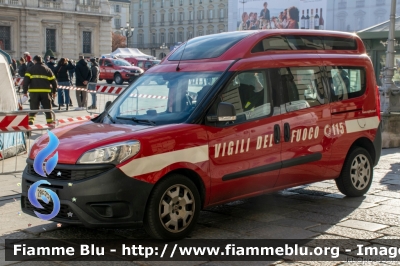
[114,73,123,85]
[335,147,373,197]
[144,174,201,240]
[106,79,113,84]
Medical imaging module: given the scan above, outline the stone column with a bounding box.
[99,16,112,55]
[62,13,78,60]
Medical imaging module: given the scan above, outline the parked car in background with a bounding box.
[124,58,161,71]
[98,58,143,85]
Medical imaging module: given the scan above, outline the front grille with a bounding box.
[27,164,112,181]
[130,70,139,73]
[23,196,79,221]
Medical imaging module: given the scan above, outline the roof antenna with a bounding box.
[176,41,188,71]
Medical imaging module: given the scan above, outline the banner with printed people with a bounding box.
[237,0,328,31]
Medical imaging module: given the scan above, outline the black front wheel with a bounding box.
[114,73,123,85]
[144,174,201,240]
[106,79,113,84]
[335,147,373,197]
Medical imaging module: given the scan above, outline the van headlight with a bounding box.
[77,141,140,165]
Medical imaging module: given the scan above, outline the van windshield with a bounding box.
[105,72,222,125]
[113,59,132,66]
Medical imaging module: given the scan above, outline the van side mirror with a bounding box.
[105,101,112,111]
[207,102,236,122]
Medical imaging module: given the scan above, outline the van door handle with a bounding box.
[284,123,290,142]
[274,124,281,144]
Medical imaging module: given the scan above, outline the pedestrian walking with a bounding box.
[22,55,57,125]
[23,52,34,69]
[18,57,27,78]
[75,55,91,110]
[88,58,99,109]
[54,58,74,111]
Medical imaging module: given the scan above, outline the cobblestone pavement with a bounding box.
[1,147,399,265]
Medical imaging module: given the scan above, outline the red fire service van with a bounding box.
[98,58,144,85]
[22,30,382,240]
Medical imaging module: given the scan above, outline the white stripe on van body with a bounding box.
[119,145,209,177]
[345,116,380,134]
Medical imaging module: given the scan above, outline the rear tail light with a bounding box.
[376,85,381,120]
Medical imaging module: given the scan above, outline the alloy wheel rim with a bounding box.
[350,154,371,190]
[115,75,122,83]
[159,184,195,233]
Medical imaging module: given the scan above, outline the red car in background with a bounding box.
[98,58,143,85]
[123,57,161,72]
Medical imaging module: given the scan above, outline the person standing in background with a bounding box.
[22,55,57,125]
[54,58,73,111]
[24,52,34,69]
[18,57,27,77]
[74,55,91,110]
[88,58,99,110]
[260,2,270,21]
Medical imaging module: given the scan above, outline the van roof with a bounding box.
[165,30,366,63]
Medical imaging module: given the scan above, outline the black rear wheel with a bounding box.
[144,174,200,240]
[335,147,373,197]
[106,79,113,84]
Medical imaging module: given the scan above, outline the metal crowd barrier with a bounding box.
[0,110,56,174]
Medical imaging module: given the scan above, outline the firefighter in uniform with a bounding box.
[23,55,57,125]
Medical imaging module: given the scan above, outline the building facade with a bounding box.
[130,0,229,59]
[326,0,400,32]
[0,0,112,61]
[109,0,131,33]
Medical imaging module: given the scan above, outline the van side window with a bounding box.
[99,59,104,66]
[326,67,366,102]
[279,67,325,112]
[216,71,272,125]
[138,61,144,68]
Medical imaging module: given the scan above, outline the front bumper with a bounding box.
[21,159,154,228]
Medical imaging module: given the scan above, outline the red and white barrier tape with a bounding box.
[57,114,98,124]
[0,114,28,128]
[0,124,55,132]
[0,115,98,132]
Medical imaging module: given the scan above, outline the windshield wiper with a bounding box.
[116,116,156,126]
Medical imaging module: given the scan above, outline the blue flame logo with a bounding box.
[28,130,61,220]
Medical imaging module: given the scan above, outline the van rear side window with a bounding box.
[326,67,366,102]
[251,35,357,52]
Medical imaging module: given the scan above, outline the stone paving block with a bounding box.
[377,199,400,206]
[368,205,400,215]
[197,211,231,224]
[377,226,400,237]
[307,182,336,189]
[371,236,400,246]
[343,195,391,204]
[348,209,400,226]
[204,217,267,233]
[381,178,400,185]
[39,227,125,240]
[284,211,347,225]
[0,230,37,245]
[246,225,319,239]
[322,199,377,209]
[324,193,346,199]
[337,220,388,232]
[307,225,384,239]
[234,211,287,223]
[267,218,320,229]
[373,191,400,199]
[189,224,245,239]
